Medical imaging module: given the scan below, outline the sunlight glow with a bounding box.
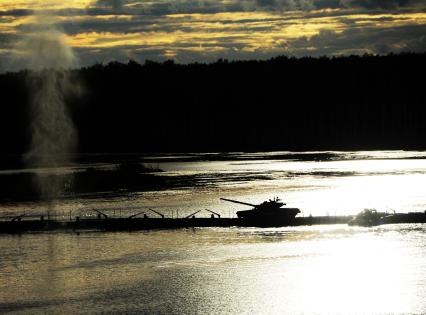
[293,234,416,314]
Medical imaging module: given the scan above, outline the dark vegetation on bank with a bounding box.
[1,52,426,157]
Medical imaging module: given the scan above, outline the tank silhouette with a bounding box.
[221,197,300,225]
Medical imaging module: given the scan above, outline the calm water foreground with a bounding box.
[1,151,426,314]
[1,225,426,314]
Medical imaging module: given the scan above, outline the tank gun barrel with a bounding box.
[220,198,257,208]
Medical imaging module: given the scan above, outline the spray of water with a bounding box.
[19,13,79,212]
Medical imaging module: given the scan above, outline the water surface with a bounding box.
[1,225,426,314]
[1,151,426,314]
[1,150,425,218]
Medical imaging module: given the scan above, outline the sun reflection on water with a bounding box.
[293,234,415,314]
[199,226,424,315]
[1,226,426,314]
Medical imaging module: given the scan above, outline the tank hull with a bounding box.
[236,208,301,226]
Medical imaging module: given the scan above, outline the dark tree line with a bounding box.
[1,53,426,158]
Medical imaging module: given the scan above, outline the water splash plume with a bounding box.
[19,13,79,211]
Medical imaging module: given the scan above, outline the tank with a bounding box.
[221,197,300,226]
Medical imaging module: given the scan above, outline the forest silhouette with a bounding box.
[1,53,425,157]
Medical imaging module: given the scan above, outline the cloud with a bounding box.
[288,23,426,55]
[256,0,278,7]
[1,0,425,19]
[95,0,126,10]
[1,0,426,71]
[0,9,33,17]
[63,21,426,66]
[251,0,316,10]
[340,0,425,10]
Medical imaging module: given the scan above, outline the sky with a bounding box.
[0,0,425,70]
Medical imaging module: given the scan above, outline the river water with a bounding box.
[1,151,426,314]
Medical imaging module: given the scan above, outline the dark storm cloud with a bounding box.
[25,16,166,36]
[134,1,245,15]
[340,0,425,10]
[251,0,426,11]
[270,0,426,10]
[87,0,242,16]
[87,0,319,15]
[95,0,126,10]
[0,0,423,19]
[256,0,277,7]
[288,23,426,56]
[0,9,32,17]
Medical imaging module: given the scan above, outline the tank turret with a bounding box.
[220,197,285,210]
